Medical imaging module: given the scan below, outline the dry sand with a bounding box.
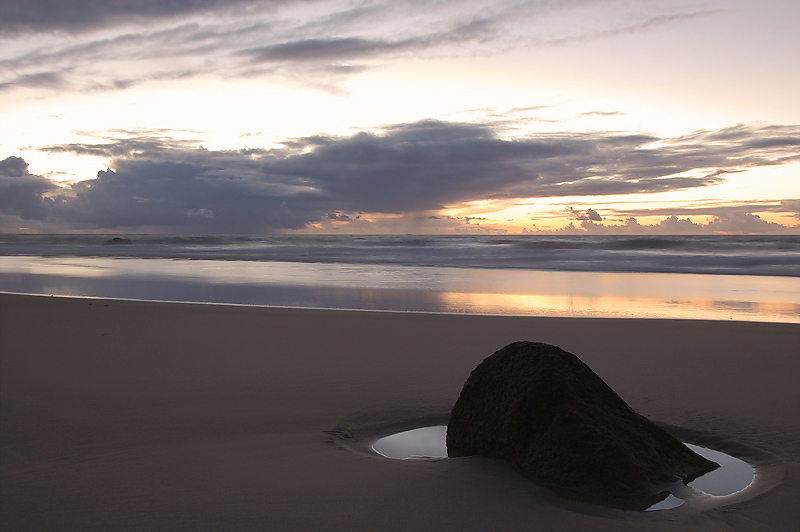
[1,292,798,531]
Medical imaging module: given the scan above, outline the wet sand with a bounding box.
[1,292,798,531]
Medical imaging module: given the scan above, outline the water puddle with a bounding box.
[373,425,449,460]
[371,425,755,511]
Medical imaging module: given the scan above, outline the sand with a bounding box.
[1,292,798,531]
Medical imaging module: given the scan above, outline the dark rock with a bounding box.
[446,341,718,504]
[104,237,132,245]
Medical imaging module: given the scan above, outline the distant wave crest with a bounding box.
[1,234,799,277]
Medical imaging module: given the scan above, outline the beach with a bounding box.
[1,292,799,531]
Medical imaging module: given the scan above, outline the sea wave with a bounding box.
[1,234,799,277]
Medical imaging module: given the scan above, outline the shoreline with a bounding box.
[2,292,799,530]
[2,289,793,323]
[3,254,800,323]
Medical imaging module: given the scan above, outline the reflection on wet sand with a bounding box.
[437,290,800,322]
[1,255,798,322]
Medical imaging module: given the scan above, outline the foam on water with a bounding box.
[2,234,799,276]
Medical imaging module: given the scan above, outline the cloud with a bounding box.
[0,156,59,220]
[326,211,361,222]
[0,157,30,177]
[0,1,720,93]
[241,37,417,63]
[606,200,800,220]
[540,10,718,47]
[0,70,68,92]
[60,160,323,232]
[267,120,743,216]
[577,111,624,118]
[3,120,799,233]
[782,199,800,221]
[704,212,795,234]
[532,212,796,235]
[38,129,208,158]
[567,206,603,221]
[0,0,264,35]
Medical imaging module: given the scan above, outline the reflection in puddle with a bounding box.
[645,493,685,511]
[371,425,755,511]
[684,444,755,496]
[372,426,449,460]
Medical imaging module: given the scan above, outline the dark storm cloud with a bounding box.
[58,160,322,232]
[0,156,30,177]
[20,130,329,232]
[0,156,59,220]
[263,120,576,213]
[3,120,798,232]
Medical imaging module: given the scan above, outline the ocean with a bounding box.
[1,234,799,322]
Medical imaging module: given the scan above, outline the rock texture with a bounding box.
[446,341,718,502]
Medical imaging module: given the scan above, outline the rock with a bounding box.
[104,237,132,245]
[446,341,718,504]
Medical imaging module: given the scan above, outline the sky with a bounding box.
[1,0,798,235]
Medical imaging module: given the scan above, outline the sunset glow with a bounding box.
[1,0,798,234]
